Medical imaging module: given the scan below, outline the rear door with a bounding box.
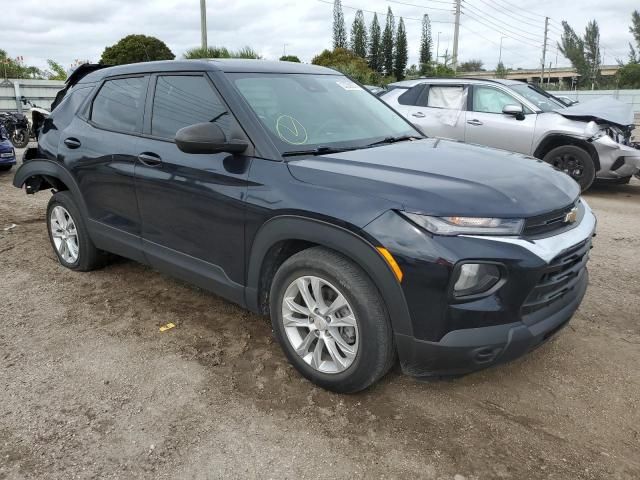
[134,72,252,302]
[405,84,467,141]
[62,75,148,260]
[464,84,536,154]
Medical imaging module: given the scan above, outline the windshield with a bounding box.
[509,84,565,112]
[229,73,418,153]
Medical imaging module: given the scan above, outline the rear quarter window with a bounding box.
[397,85,425,106]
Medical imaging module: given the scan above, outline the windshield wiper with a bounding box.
[365,135,421,148]
[282,145,357,157]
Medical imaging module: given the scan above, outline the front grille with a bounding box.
[522,201,579,237]
[522,238,592,316]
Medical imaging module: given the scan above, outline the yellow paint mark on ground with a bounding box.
[159,322,176,332]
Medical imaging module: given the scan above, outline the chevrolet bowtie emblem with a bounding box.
[564,207,578,224]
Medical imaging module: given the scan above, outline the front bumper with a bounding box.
[396,269,587,376]
[593,135,640,179]
[364,200,596,378]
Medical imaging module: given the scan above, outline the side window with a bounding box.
[472,86,521,114]
[91,77,146,133]
[52,86,93,126]
[425,86,466,109]
[151,75,229,139]
[398,85,425,106]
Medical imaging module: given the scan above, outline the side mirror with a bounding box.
[175,122,248,154]
[20,96,27,105]
[502,104,525,120]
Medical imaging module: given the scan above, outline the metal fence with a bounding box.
[0,78,65,114]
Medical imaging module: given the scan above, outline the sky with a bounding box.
[0,0,637,73]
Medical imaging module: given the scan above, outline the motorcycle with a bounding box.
[21,96,50,141]
[0,110,30,148]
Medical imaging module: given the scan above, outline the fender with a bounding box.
[533,133,601,171]
[245,215,414,337]
[13,159,90,218]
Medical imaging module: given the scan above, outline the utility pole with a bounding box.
[452,0,461,72]
[200,0,208,51]
[540,16,549,85]
[498,36,506,64]
[436,32,441,66]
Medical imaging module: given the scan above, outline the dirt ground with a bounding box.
[1,148,639,480]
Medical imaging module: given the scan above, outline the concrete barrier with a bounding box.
[0,78,65,113]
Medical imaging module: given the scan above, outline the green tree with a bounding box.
[495,61,509,78]
[368,13,382,73]
[312,48,378,84]
[46,60,67,80]
[0,49,43,79]
[583,20,601,88]
[184,46,261,59]
[280,55,301,62]
[350,10,368,59]
[558,20,602,87]
[629,10,640,63]
[419,14,432,75]
[617,63,640,87]
[393,18,408,81]
[100,34,174,65]
[381,7,395,77]
[333,0,347,49]
[459,59,484,72]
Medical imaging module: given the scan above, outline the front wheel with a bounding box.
[10,129,29,148]
[543,145,596,192]
[270,247,395,393]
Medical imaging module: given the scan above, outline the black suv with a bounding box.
[14,60,596,392]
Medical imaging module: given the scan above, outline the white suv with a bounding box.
[381,78,640,191]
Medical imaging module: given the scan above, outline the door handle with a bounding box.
[137,152,162,167]
[411,112,426,118]
[63,137,81,149]
[467,119,483,126]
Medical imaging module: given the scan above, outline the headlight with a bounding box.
[453,263,501,297]
[403,213,524,236]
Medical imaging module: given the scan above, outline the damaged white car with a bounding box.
[382,78,640,191]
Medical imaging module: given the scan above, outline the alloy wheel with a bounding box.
[281,275,359,374]
[50,205,79,264]
[550,153,585,179]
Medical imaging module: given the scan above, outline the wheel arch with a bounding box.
[245,215,414,337]
[533,134,600,171]
[13,159,89,218]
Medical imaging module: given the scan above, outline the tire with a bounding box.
[269,246,395,393]
[0,164,12,172]
[10,129,29,149]
[543,145,596,192]
[46,191,105,271]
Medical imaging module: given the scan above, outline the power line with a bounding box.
[315,0,455,23]
[459,24,532,67]
[460,10,542,48]
[386,0,454,11]
[464,0,545,31]
[482,0,553,22]
[461,2,542,42]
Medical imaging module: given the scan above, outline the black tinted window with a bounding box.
[91,77,146,133]
[151,75,229,139]
[53,86,93,126]
[398,85,425,105]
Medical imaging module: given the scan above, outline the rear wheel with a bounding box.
[543,145,596,192]
[270,247,395,393]
[47,191,105,271]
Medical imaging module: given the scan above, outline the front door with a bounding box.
[464,85,537,155]
[134,73,252,303]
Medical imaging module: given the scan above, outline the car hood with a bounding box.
[287,138,579,218]
[555,97,634,127]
